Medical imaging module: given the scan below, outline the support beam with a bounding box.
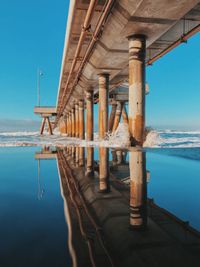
[122,104,129,124]
[128,34,146,146]
[108,102,117,132]
[86,90,94,141]
[98,73,109,139]
[112,101,123,133]
[46,117,53,135]
[40,117,46,135]
[129,150,147,230]
[75,102,79,138]
[71,107,75,137]
[79,100,85,139]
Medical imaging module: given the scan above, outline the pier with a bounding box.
[46,0,200,145]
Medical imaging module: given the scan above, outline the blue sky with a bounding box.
[0,0,200,130]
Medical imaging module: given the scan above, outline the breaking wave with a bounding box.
[0,126,200,149]
[144,129,200,148]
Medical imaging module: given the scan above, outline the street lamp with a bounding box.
[37,68,43,106]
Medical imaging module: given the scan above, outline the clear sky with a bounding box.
[0,0,200,130]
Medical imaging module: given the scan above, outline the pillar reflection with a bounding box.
[78,147,85,167]
[86,147,94,177]
[129,150,147,230]
[99,147,110,193]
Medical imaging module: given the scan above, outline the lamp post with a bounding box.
[37,68,43,106]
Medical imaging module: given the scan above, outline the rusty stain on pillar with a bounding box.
[108,102,117,132]
[98,73,109,139]
[71,107,75,137]
[112,101,123,133]
[99,147,110,193]
[75,102,79,138]
[79,100,85,139]
[128,34,146,146]
[86,147,94,177]
[86,90,93,141]
[122,104,129,124]
[129,150,147,230]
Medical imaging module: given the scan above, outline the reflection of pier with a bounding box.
[35,147,200,266]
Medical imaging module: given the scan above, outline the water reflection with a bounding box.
[129,150,147,230]
[34,146,200,267]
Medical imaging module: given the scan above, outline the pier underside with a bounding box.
[52,0,200,145]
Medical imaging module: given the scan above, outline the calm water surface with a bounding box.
[1,146,200,266]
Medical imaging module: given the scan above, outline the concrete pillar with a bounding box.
[79,100,85,139]
[71,107,75,137]
[75,102,79,138]
[59,118,67,134]
[66,114,69,136]
[86,90,94,141]
[86,147,94,177]
[128,34,146,146]
[99,147,110,193]
[112,101,123,133]
[122,104,129,124]
[129,150,147,230]
[98,73,109,139]
[108,102,117,132]
[68,112,72,137]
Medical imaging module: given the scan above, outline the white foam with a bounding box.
[143,130,162,147]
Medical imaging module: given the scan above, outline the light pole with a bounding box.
[37,68,43,106]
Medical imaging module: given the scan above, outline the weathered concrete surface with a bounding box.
[55,0,200,125]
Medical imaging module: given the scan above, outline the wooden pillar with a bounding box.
[112,101,123,133]
[129,150,147,230]
[86,147,94,177]
[40,117,46,135]
[79,100,85,139]
[122,104,129,124]
[128,34,146,146]
[98,73,109,139]
[86,90,93,141]
[108,102,117,132]
[71,107,75,137]
[75,102,79,138]
[99,147,110,193]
